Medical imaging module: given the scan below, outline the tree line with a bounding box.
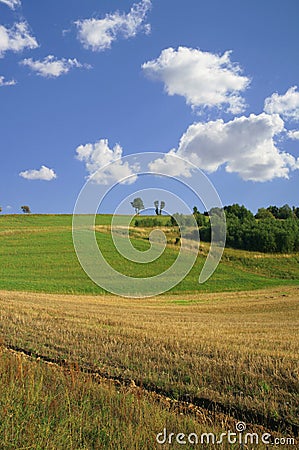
[134,202,299,253]
[197,204,299,253]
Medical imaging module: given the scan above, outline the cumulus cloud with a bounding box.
[149,113,299,182]
[142,46,250,114]
[264,86,299,121]
[0,0,21,9]
[75,0,151,51]
[148,150,192,178]
[0,75,16,86]
[20,55,90,78]
[287,129,299,140]
[0,22,38,57]
[76,139,137,185]
[19,165,57,181]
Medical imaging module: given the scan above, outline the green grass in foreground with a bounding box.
[0,214,298,295]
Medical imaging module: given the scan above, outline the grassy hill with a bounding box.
[0,214,298,295]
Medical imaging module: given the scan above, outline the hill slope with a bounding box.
[0,214,298,295]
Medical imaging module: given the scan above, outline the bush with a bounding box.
[135,218,163,227]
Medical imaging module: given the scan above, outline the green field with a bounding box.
[0,214,298,295]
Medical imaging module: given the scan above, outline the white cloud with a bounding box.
[149,113,299,182]
[19,165,57,181]
[76,139,137,185]
[287,130,299,140]
[264,86,299,121]
[0,0,21,9]
[0,22,38,57]
[20,55,90,78]
[75,0,151,51]
[142,46,250,114]
[0,75,16,86]
[148,150,192,178]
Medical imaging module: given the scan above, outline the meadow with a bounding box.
[0,214,298,295]
[0,214,298,448]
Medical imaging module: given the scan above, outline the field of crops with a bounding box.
[0,214,298,448]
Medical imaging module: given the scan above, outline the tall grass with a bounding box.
[0,348,259,450]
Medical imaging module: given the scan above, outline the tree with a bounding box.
[154,200,165,215]
[192,206,207,226]
[224,204,254,221]
[278,204,292,219]
[267,205,279,218]
[255,208,274,220]
[154,200,159,215]
[21,205,31,214]
[0,206,2,213]
[130,198,144,215]
[293,206,299,220]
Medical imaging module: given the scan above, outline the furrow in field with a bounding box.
[4,344,298,438]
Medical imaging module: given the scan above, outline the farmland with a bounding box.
[0,214,298,448]
[0,214,298,295]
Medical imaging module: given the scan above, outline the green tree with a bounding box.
[255,208,274,220]
[130,198,144,215]
[267,205,279,218]
[224,204,254,221]
[278,204,292,219]
[21,205,31,214]
[154,200,165,215]
[293,206,299,220]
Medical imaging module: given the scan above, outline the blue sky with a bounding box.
[1,0,299,214]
